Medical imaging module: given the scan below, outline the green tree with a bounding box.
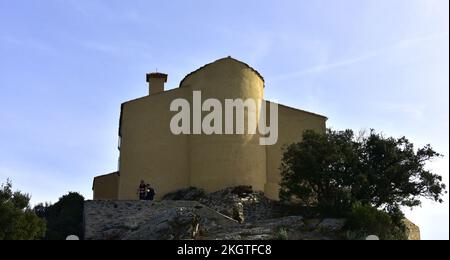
[280,129,447,215]
[279,129,360,215]
[356,131,446,212]
[0,179,46,240]
[34,192,84,240]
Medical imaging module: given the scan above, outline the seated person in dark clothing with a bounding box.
[138,180,147,200]
[145,184,155,201]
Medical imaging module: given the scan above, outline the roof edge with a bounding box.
[92,171,119,190]
[179,56,265,88]
[265,100,328,120]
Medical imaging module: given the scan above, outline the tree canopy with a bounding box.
[0,180,46,240]
[34,192,84,240]
[280,129,447,215]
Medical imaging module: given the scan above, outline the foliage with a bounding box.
[279,129,360,215]
[356,132,445,209]
[0,179,46,240]
[280,129,447,216]
[275,228,289,240]
[34,192,84,240]
[345,203,406,240]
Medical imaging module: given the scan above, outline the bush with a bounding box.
[275,228,289,240]
[316,189,354,217]
[345,203,406,240]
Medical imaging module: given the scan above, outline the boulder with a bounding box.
[402,218,421,240]
[316,218,346,232]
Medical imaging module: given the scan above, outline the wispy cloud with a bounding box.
[0,35,56,54]
[272,32,449,81]
[64,0,144,23]
[375,102,426,120]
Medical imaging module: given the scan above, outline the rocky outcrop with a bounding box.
[84,200,346,240]
[202,216,346,240]
[402,219,421,240]
[84,187,420,240]
[163,186,275,223]
[84,187,347,240]
[84,200,238,240]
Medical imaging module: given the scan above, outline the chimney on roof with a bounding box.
[146,72,167,95]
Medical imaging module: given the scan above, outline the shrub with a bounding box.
[345,203,406,240]
[275,228,289,240]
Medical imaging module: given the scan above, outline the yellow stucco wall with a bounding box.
[118,88,191,200]
[181,58,267,193]
[93,172,119,200]
[92,57,327,201]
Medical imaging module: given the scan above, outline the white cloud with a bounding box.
[0,35,56,54]
[271,32,449,81]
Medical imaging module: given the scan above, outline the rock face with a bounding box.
[84,186,420,240]
[163,186,275,223]
[203,216,347,240]
[84,200,344,240]
[402,219,421,240]
[84,200,238,240]
[85,187,347,240]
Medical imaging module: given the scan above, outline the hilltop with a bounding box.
[84,186,420,240]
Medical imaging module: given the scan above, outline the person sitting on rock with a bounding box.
[145,184,155,201]
[138,180,147,200]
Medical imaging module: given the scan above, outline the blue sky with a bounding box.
[0,0,448,239]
